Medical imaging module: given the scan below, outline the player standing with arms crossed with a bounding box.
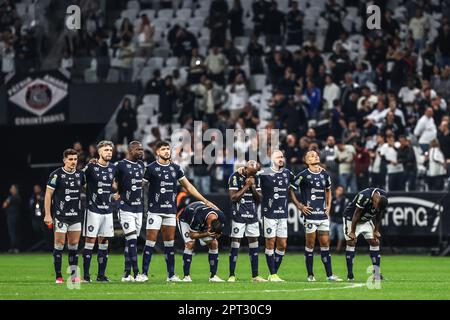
[290,150,342,282]
[44,149,85,284]
[227,160,267,282]
[82,141,117,282]
[141,141,219,282]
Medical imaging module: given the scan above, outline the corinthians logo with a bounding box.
[8,74,68,117]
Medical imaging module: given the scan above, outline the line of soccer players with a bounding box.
[44,141,388,284]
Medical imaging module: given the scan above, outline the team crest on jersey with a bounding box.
[127,164,131,168]
[108,168,112,172]
[171,172,176,178]
[61,174,66,178]
[88,225,94,232]
[155,167,160,171]
[233,227,239,234]
[94,167,99,171]
[169,167,174,171]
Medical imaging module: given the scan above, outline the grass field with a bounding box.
[0,253,449,300]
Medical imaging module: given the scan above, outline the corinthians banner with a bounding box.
[6,70,69,125]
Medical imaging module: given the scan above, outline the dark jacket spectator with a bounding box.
[116,98,137,144]
[228,0,244,39]
[2,184,21,253]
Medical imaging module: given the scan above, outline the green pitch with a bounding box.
[0,253,449,300]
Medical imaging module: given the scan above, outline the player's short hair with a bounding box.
[128,141,142,151]
[155,141,170,150]
[63,148,78,159]
[210,217,223,235]
[246,160,258,169]
[303,149,320,163]
[97,140,114,150]
[378,195,388,211]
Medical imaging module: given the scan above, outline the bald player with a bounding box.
[227,160,267,282]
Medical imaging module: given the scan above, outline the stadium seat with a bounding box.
[132,57,147,82]
[153,19,170,31]
[234,36,250,48]
[171,19,187,28]
[187,27,200,37]
[195,8,208,18]
[127,0,141,11]
[286,45,301,54]
[140,9,156,19]
[158,9,174,20]
[176,8,192,20]
[143,94,160,107]
[121,8,139,20]
[250,74,267,92]
[84,69,98,83]
[153,48,171,59]
[165,57,179,68]
[161,66,176,78]
[106,69,120,83]
[136,113,149,128]
[188,17,205,29]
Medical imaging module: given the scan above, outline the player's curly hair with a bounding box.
[210,218,223,235]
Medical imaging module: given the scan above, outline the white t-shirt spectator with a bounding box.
[414,115,437,145]
[408,15,429,40]
[225,83,248,111]
[372,143,389,173]
[427,147,446,177]
[1,46,15,73]
[205,52,227,75]
[385,145,404,174]
[398,86,420,104]
[336,144,356,174]
[323,82,341,110]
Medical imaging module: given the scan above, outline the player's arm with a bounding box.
[249,181,262,202]
[189,229,216,239]
[325,188,332,217]
[229,178,252,202]
[179,177,220,211]
[373,210,384,239]
[44,187,54,226]
[348,207,362,241]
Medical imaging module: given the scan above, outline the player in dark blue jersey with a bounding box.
[114,141,146,282]
[141,141,219,282]
[256,150,296,282]
[291,150,342,282]
[81,141,117,282]
[342,188,388,281]
[177,201,225,282]
[44,149,86,284]
[227,160,267,282]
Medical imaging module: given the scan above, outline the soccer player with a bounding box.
[44,149,86,284]
[82,141,117,282]
[290,150,342,282]
[257,150,296,282]
[141,141,219,282]
[342,187,388,281]
[115,141,145,282]
[227,160,267,282]
[177,201,226,282]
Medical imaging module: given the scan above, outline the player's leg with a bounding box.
[96,213,114,281]
[182,240,195,280]
[67,225,81,282]
[246,221,264,281]
[343,218,357,281]
[318,219,341,281]
[207,239,224,282]
[120,211,140,280]
[304,221,318,280]
[274,219,288,274]
[53,221,66,283]
[142,213,161,277]
[263,217,277,277]
[229,220,244,280]
[364,221,381,280]
[161,215,178,280]
[82,210,99,282]
[118,210,131,279]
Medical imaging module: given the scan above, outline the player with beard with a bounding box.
[290,150,343,282]
[140,141,219,282]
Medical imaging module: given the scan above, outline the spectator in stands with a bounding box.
[29,184,46,248]
[320,135,339,187]
[267,50,287,85]
[408,8,429,53]
[222,39,243,67]
[264,1,285,47]
[352,61,372,87]
[399,77,421,105]
[385,134,404,191]
[200,78,228,127]
[177,84,196,124]
[2,184,21,253]
[144,69,163,94]
[342,118,361,145]
[172,27,198,65]
[252,0,270,36]
[159,76,178,124]
[205,46,228,86]
[118,35,134,82]
[420,43,436,80]
[228,0,244,40]
[434,22,450,67]
[1,40,14,82]
[366,37,387,70]
[226,73,249,121]
[94,33,110,82]
[116,98,137,145]
[303,79,321,121]
[336,140,357,193]
[354,140,370,190]
[329,185,347,252]
[247,34,264,74]
[426,139,447,190]
[322,0,345,52]
[188,47,206,84]
[286,1,303,46]
[191,142,212,194]
[437,119,450,173]
[398,135,417,191]
[228,64,247,85]
[432,66,450,102]
[137,14,155,58]
[14,30,37,74]
[119,18,134,40]
[73,141,87,169]
[414,107,437,152]
[323,74,341,112]
[381,9,400,39]
[278,97,307,135]
[208,0,229,47]
[237,102,259,130]
[277,67,297,96]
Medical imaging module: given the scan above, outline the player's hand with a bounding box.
[44,214,53,226]
[205,200,220,211]
[374,231,381,240]
[325,206,331,216]
[299,205,313,216]
[245,177,254,187]
[112,193,120,201]
[89,158,98,164]
[348,232,356,241]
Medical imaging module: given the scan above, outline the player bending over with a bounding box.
[342,188,388,281]
[227,160,267,282]
[290,150,342,282]
[44,149,86,284]
[177,201,226,282]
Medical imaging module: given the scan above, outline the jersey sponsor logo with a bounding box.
[65,195,71,202]
[131,185,137,191]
